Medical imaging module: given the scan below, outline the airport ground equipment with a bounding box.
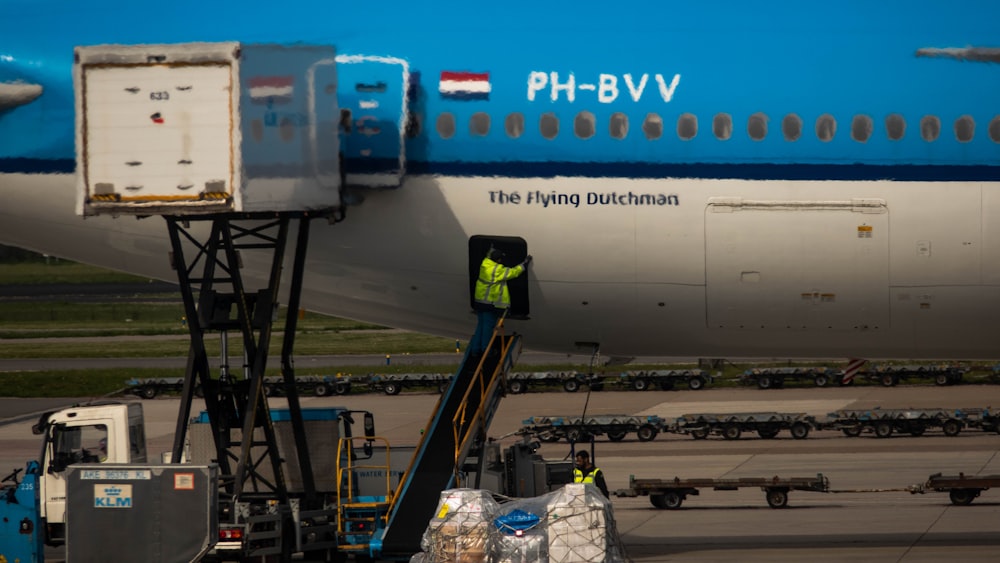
[126,374,338,399]
[0,462,44,563]
[739,366,845,389]
[910,473,1000,505]
[505,371,602,394]
[825,408,968,438]
[864,364,967,387]
[673,412,817,440]
[606,369,711,391]
[615,474,830,509]
[521,414,667,443]
[367,372,453,395]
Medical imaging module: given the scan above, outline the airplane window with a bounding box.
[574,111,596,139]
[920,116,940,142]
[782,114,801,141]
[470,112,490,137]
[279,117,295,142]
[954,115,974,143]
[815,114,836,142]
[540,112,559,140]
[747,112,768,141]
[437,112,456,139]
[643,113,663,140]
[677,113,697,140]
[505,113,525,138]
[851,115,873,143]
[712,113,732,140]
[609,112,628,139]
[405,112,422,138]
[990,116,1000,143]
[885,114,905,141]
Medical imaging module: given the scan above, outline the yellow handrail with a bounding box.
[334,436,393,536]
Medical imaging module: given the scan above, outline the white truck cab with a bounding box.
[33,401,146,545]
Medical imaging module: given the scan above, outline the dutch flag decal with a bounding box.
[438,71,490,101]
[249,76,294,105]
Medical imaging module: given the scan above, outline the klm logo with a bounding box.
[94,483,133,508]
[95,496,132,508]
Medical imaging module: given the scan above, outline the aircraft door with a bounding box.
[335,55,408,188]
[469,236,530,319]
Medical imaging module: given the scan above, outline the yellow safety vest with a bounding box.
[474,257,524,310]
[573,467,602,484]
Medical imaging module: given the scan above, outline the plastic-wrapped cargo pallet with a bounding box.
[410,485,629,563]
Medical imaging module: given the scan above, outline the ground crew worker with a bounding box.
[471,246,531,355]
[574,450,609,498]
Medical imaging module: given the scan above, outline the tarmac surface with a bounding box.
[3,382,999,562]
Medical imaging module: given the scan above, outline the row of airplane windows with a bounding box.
[424,111,1000,144]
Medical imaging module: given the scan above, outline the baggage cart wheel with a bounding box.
[935,373,950,386]
[563,379,580,393]
[384,382,402,395]
[140,386,157,400]
[942,419,962,437]
[722,423,742,440]
[334,381,351,395]
[790,422,810,440]
[766,489,789,509]
[842,425,862,437]
[508,380,527,394]
[607,430,628,442]
[658,379,675,391]
[874,421,893,438]
[690,428,709,440]
[880,374,898,387]
[757,376,772,390]
[636,424,658,442]
[814,374,829,387]
[633,378,649,391]
[949,488,980,506]
[757,428,780,439]
[314,383,330,397]
[687,376,705,390]
[650,491,684,509]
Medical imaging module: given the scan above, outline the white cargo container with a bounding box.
[74,42,340,216]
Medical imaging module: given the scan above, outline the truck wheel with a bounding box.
[314,383,330,397]
[722,423,742,440]
[814,374,829,387]
[636,424,658,442]
[757,376,772,389]
[949,488,980,506]
[690,428,709,440]
[942,419,962,437]
[687,376,705,390]
[384,382,402,396]
[790,422,810,440]
[563,379,580,393]
[508,380,527,394]
[140,386,157,400]
[880,374,898,387]
[874,421,893,438]
[842,425,863,437]
[766,489,789,509]
[334,381,351,395]
[607,430,628,442]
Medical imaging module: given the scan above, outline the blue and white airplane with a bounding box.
[2,0,1000,360]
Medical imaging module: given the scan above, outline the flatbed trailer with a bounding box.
[505,371,601,394]
[366,372,452,395]
[824,408,969,438]
[606,369,711,391]
[125,375,336,399]
[521,414,666,442]
[615,473,830,509]
[864,364,967,387]
[911,472,1000,505]
[739,366,843,389]
[673,412,818,440]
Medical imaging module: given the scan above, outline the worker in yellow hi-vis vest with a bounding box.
[573,450,609,498]
[471,246,531,355]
